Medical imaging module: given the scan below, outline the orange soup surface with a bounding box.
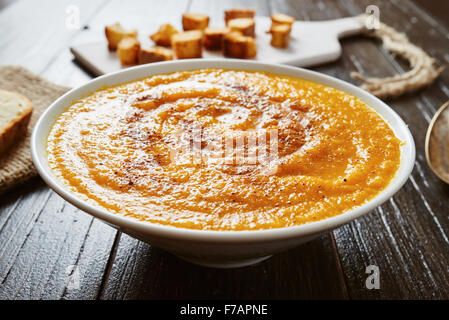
[47,69,401,230]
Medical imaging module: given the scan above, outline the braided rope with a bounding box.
[351,17,444,99]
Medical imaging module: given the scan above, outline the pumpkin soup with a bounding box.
[47,69,401,230]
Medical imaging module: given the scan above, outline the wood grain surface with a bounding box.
[0,0,448,300]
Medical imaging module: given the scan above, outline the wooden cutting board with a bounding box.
[71,16,366,77]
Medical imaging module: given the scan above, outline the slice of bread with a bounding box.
[0,89,33,156]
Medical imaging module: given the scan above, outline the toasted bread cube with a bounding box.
[270,13,295,27]
[138,46,173,64]
[182,13,210,31]
[228,18,255,38]
[105,22,138,51]
[203,27,229,50]
[150,23,179,47]
[270,24,291,48]
[171,30,203,59]
[223,31,256,59]
[118,37,140,65]
[224,8,255,25]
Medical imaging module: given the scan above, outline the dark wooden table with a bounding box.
[0,0,448,300]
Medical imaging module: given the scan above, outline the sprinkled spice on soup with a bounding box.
[47,69,401,230]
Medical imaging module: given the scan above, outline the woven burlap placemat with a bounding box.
[0,66,69,194]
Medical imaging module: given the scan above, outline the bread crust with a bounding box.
[150,23,179,46]
[182,13,210,31]
[203,27,229,50]
[223,31,257,59]
[138,46,174,64]
[270,13,295,27]
[228,18,255,38]
[171,30,203,59]
[224,8,255,25]
[105,22,138,51]
[118,37,141,65]
[269,24,291,48]
[0,90,33,156]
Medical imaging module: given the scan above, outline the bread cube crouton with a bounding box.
[171,30,203,59]
[223,31,257,59]
[182,13,210,31]
[117,37,140,65]
[228,18,255,38]
[150,23,179,46]
[105,22,138,51]
[270,13,295,27]
[138,46,174,64]
[269,24,291,48]
[203,27,229,50]
[224,8,255,25]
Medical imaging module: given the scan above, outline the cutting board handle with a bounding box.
[325,15,367,38]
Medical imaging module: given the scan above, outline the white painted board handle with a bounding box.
[324,15,367,38]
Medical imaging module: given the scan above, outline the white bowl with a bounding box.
[31,59,415,268]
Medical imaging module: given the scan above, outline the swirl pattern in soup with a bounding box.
[47,69,401,230]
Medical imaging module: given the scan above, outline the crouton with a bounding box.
[150,23,179,47]
[182,13,210,31]
[171,30,203,59]
[223,31,257,59]
[203,27,229,50]
[117,37,140,65]
[224,8,255,25]
[269,24,291,48]
[138,46,174,64]
[270,13,295,27]
[228,18,255,38]
[105,22,138,51]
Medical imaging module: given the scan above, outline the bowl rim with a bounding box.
[31,59,415,243]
